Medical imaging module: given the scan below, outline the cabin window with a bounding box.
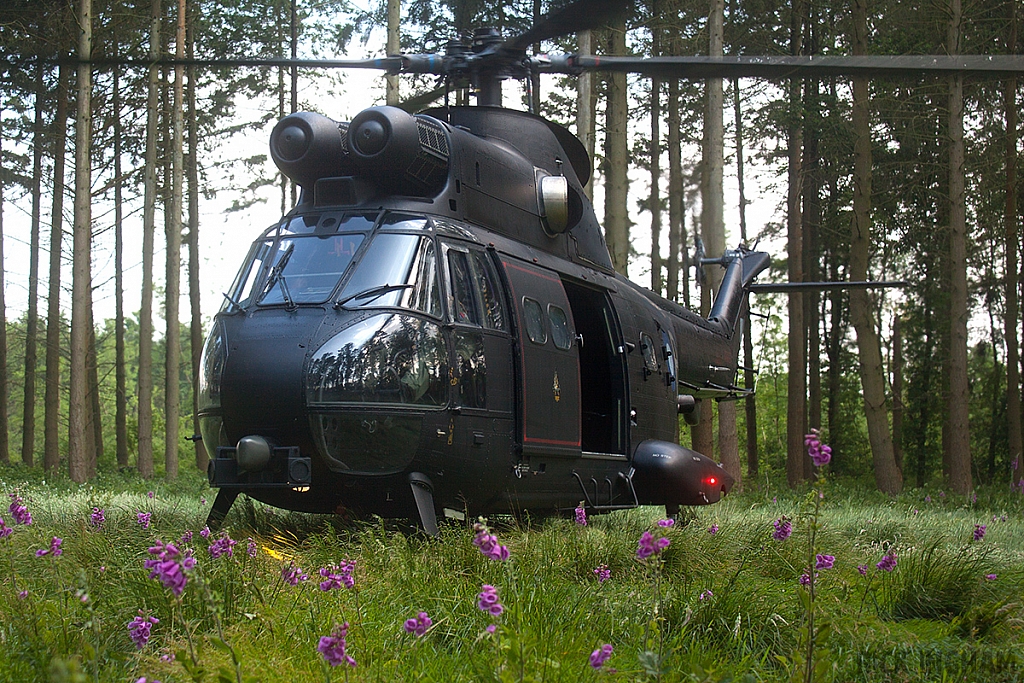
[448,250,481,325]
[523,297,547,344]
[471,252,506,330]
[337,234,441,317]
[257,233,365,306]
[548,305,572,350]
[640,333,659,373]
[225,240,272,310]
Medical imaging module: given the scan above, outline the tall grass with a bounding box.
[1,467,1022,682]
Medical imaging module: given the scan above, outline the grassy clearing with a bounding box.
[1,467,1022,682]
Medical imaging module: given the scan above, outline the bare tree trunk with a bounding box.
[531,0,541,113]
[114,52,129,468]
[892,313,904,473]
[386,0,400,105]
[651,77,662,295]
[165,0,186,480]
[851,0,902,493]
[289,0,298,207]
[44,64,68,474]
[946,0,972,495]
[604,19,629,276]
[1005,5,1022,488]
[786,0,806,488]
[22,61,46,467]
[0,115,7,466]
[735,79,757,478]
[667,79,682,303]
[69,0,93,483]
[187,8,207,473]
[86,301,101,477]
[576,30,595,200]
[138,0,161,478]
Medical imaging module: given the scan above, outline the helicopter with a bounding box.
[197,0,1024,534]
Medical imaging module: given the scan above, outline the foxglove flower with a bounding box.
[472,521,510,561]
[708,524,719,535]
[815,553,835,570]
[985,573,998,581]
[137,512,152,529]
[35,537,63,557]
[127,612,159,649]
[180,530,193,544]
[477,584,504,617]
[857,564,868,576]
[8,494,32,525]
[876,554,897,572]
[593,564,610,583]
[318,622,356,667]
[319,560,356,591]
[657,518,675,528]
[199,526,211,539]
[699,589,713,601]
[282,562,308,586]
[208,532,237,559]
[805,429,832,467]
[246,538,257,558]
[0,518,11,539]
[90,508,105,528]
[403,611,432,636]
[799,572,814,586]
[574,504,587,526]
[144,540,194,596]
[589,644,613,670]
[772,517,792,541]
[973,524,986,541]
[636,530,670,559]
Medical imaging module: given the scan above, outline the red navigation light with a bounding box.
[707,477,717,486]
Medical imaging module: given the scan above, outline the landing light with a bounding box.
[292,486,310,493]
[707,477,717,486]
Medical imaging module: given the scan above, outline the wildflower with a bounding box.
[472,521,510,561]
[89,507,105,528]
[208,532,237,559]
[799,572,814,586]
[0,518,11,539]
[772,517,792,541]
[857,564,868,576]
[403,611,432,636]
[708,524,719,535]
[180,530,193,544]
[477,584,504,617]
[199,526,211,539]
[985,573,998,581]
[973,524,986,541]
[18,590,27,599]
[144,540,194,596]
[135,678,161,683]
[127,612,159,649]
[574,504,587,526]
[593,564,610,583]
[137,512,152,529]
[699,589,713,601]
[201,497,207,505]
[8,494,32,525]
[815,554,835,570]
[636,530,670,560]
[246,538,257,558]
[657,518,675,528]
[589,644,613,670]
[485,624,497,634]
[939,490,946,499]
[282,562,308,586]
[160,653,176,663]
[147,491,154,499]
[35,537,63,557]
[319,560,356,591]
[924,495,931,503]
[805,429,832,467]
[876,554,897,572]
[318,622,356,667]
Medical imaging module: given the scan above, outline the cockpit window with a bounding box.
[336,234,441,317]
[257,233,365,306]
[381,214,430,231]
[282,212,376,235]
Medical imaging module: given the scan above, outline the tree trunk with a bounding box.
[576,30,595,200]
[651,77,662,295]
[531,0,541,113]
[851,0,902,494]
[386,0,400,105]
[804,62,822,482]
[946,0,972,495]
[69,0,93,483]
[165,0,186,480]
[138,0,161,478]
[667,78,682,303]
[44,64,69,474]
[604,19,629,276]
[892,313,904,473]
[0,111,8,466]
[187,8,207,473]
[114,49,129,468]
[86,301,101,477]
[1005,6,1021,488]
[735,79,757,478]
[22,60,46,467]
[786,0,806,487]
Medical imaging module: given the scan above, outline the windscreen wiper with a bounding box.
[334,283,413,309]
[257,242,295,305]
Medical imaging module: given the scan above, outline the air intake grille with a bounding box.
[337,122,349,154]
[408,119,450,190]
[417,119,449,157]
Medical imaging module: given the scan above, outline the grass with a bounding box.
[1,466,1023,682]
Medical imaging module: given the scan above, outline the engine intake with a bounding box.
[270,112,353,189]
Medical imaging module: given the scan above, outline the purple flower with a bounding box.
[180,530,193,544]
[485,624,497,634]
[318,622,355,667]
[985,573,997,581]
[876,554,897,572]
[805,429,832,466]
[319,560,356,591]
[0,518,12,539]
[137,512,152,529]
[36,537,63,557]
[199,526,211,539]
[574,504,588,526]
[403,611,432,636]
[699,589,713,601]
[18,590,27,599]
[924,495,931,503]
[593,564,610,583]
[90,507,105,528]
[799,572,815,586]
[8,494,32,526]
[772,517,792,541]
[144,540,194,596]
[708,524,719,535]
[657,519,675,528]
[246,538,257,558]
[637,530,670,560]
[472,521,510,561]
[208,532,237,559]
[815,554,835,570]
[127,612,159,649]
[589,644,613,670]
[477,584,504,617]
[857,564,868,576]
[147,491,154,499]
[282,562,308,586]
[939,490,946,499]
[973,524,986,541]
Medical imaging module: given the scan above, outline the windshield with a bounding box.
[336,233,441,317]
[257,232,365,305]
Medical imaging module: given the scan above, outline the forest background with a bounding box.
[1,0,1023,499]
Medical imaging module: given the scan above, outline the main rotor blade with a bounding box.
[4,55,404,71]
[545,54,1024,79]
[503,0,631,53]
[394,84,448,113]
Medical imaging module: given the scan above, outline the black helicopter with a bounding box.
[198,0,1024,533]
